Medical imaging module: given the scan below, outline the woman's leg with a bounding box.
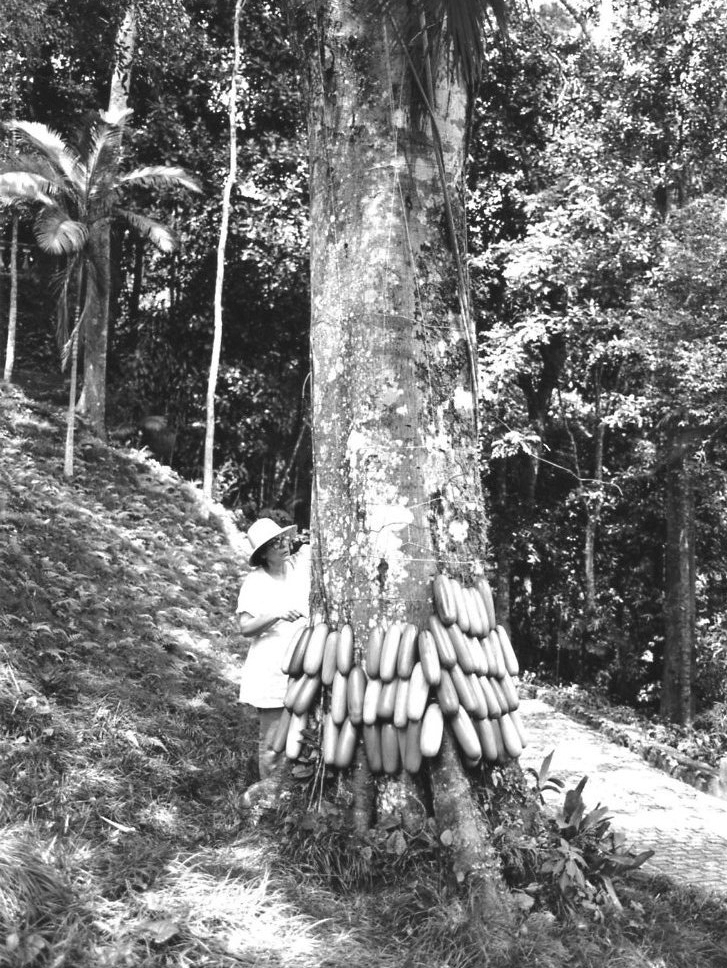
[257,707,283,779]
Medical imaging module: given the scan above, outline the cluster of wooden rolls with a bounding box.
[270,574,526,774]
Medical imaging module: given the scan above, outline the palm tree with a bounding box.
[0,110,200,474]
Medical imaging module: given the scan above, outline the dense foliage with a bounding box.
[470,0,727,719]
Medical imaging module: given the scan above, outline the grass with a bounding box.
[2,376,727,968]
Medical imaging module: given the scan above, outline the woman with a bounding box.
[236,517,311,779]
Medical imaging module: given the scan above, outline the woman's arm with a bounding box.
[238,608,304,637]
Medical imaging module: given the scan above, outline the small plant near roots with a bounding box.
[270,782,443,893]
[260,720,452,893]
[492,752,654,924]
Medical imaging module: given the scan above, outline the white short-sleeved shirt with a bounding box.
[236,544,311,708]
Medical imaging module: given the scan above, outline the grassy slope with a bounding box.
[2,379,727,968]
[0,380,387,968]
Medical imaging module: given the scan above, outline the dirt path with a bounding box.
[518,698,727,898]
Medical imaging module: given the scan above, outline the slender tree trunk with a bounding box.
[169,251,177,314]
[583,514,597,615]
[203,0,244,500]
[491,458,511,629]
[584,375,606,617]
[273,418,308,507]
[661,428,696,724]
[64,302,82,480]
[3,215,19,383]
[4,72,20,385]
[81,223,111,437]
[583,420,605,617]
[81,4,136,438]
[129,239,144,327]
[299,0,513,911]
[515,337,566,637]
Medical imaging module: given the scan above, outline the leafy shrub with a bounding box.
[493,753,653,923]
[695,617,727,709]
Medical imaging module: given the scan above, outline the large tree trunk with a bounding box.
[306,2,483,619]
[300,0,512,910]
[661,428,696,724]
[81,4,136,438]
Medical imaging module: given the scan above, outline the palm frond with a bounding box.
[115,208,178,252]
[0,154,67,185]
[117,166,202,195]
[7,120,83,189]
[388,0,507,90]
[35,209,89,256]
[60,306,86,372]
[49,262,76,306]
[85,122,124,199]
[51,256,82,355]
[0,171,57,208]
[440,0,485,88]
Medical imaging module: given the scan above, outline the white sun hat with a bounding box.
[246,517,297,566]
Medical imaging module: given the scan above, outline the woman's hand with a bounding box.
[238,608,304,636]
[279,607,304,622]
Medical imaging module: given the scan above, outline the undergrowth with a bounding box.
[263,742,727,968]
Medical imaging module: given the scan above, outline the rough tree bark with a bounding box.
[296,0,514,909]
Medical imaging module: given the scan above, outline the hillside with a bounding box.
[0,379,382,968]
